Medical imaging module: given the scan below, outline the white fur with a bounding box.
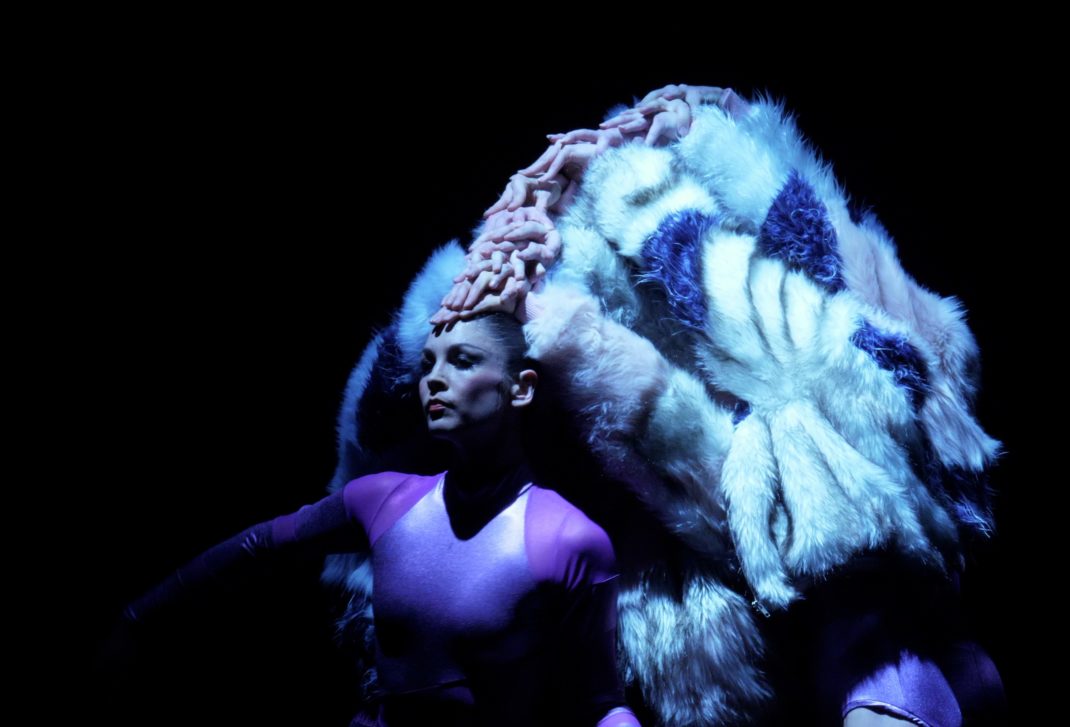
[527,96,998,724]
[618,565,771,726]
[679,98,1002,477]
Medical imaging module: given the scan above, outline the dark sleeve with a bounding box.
[122,488,367,628]
[554,516,642,727]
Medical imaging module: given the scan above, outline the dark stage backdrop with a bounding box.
[79,56,1029,725]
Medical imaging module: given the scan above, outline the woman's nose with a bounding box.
[424,363,448,392]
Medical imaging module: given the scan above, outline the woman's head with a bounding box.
[419,312,538,450]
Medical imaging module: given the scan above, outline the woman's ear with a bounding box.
[510,369,538,408]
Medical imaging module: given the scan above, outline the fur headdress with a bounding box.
[321,93,1001,725]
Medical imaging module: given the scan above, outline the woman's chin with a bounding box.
[426,423,462,444]
[426,424,487,452]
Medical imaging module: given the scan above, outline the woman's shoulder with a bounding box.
[525,484,619,588]
[341,469,426,501]
[342,470,443,544]
[342,469,431,488]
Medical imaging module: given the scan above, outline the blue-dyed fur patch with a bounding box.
[851,319,931,411]
[638,209,720,332]
[758,169,845,293]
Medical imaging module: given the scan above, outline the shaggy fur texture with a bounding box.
[322,95,1002,725]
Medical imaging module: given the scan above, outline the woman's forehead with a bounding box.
[424,318,500,352]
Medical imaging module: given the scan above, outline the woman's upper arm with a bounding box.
[122,484,359,626]
[268,487,367,556]
[121,471,411,630]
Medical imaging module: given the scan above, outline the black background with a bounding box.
[71,46,1036,725]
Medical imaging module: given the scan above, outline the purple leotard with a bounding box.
[125,470,641,727]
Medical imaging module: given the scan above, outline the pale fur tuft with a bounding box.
[618,563,772,726]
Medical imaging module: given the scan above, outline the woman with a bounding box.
[114,307,644,727]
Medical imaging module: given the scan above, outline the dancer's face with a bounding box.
[419,318,517,445]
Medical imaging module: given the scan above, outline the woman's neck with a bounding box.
[447,457,528,494]
[445,423,527,492]
[442,434,533,536]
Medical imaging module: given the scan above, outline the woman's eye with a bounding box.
[420,358,434,374]
[453,354,478,368]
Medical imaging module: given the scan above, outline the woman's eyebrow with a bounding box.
[452,344,489,353]
[421,344,490,356]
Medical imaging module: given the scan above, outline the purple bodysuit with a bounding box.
[125,469,642,727]
[122,469,1003,725]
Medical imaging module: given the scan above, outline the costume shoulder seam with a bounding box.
[343,470,429,535]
